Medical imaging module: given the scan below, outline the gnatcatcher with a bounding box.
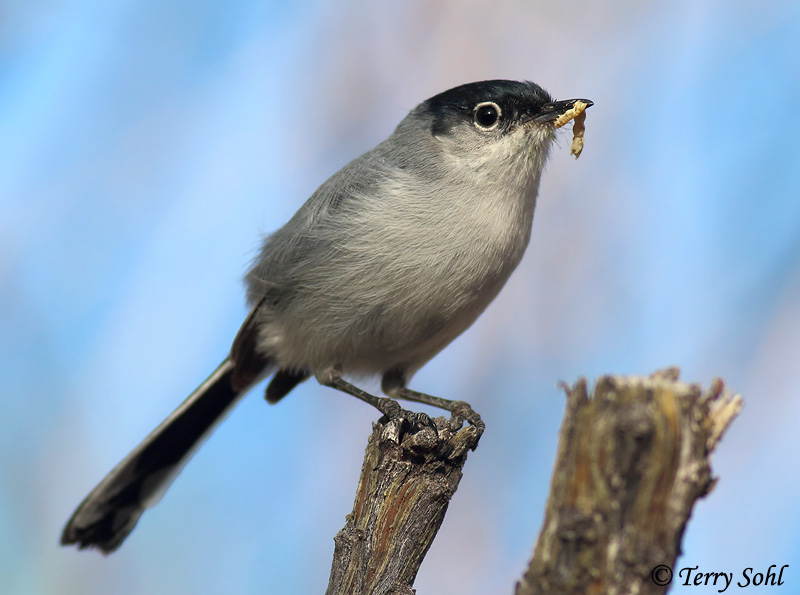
[61,80,592,553]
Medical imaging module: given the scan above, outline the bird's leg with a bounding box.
[316,367,434,428]
[383,378,485,436]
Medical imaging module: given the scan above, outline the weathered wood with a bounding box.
[326,411,482,595]
[515,368,742,595]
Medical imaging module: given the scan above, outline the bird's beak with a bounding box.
[534,98,594,124]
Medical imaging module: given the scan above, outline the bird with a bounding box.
[61,79,592,553]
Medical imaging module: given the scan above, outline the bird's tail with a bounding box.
[61,358,248,553]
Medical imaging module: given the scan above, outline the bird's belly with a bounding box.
[263,182,536,376]
[265,235,525,376]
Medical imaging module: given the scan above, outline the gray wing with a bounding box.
[244,146,391,306]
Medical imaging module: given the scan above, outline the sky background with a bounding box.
[2,0,800,593]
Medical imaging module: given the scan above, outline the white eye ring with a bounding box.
[473,101,502,130]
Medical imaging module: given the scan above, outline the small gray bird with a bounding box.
[61,80,592,553]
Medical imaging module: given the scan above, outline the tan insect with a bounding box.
[554,100,589,158]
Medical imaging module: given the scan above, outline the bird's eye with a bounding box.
[474,102,501,130]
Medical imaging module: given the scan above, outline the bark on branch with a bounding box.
[324,368,741,595]
[516,367,742,595]
[326,411,482,595]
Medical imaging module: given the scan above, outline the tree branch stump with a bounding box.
[324,368,741,595]
[515,368,742,595]
[326,412,482,595]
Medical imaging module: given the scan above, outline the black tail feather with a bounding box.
[61,359,246,553]
[265,368,309,403]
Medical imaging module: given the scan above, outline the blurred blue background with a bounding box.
[2,0,799,593]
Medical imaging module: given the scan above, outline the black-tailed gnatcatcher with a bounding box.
[61,80,592,553]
